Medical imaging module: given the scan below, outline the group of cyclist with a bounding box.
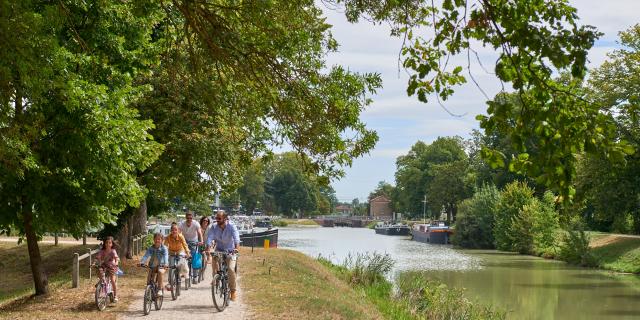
[94,208,241,305]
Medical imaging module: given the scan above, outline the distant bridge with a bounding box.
[313,216,391,228]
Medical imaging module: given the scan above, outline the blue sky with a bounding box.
[322,1,640,203]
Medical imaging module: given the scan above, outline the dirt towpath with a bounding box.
[118,264,252,320]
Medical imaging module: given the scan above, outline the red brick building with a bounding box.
[369,195,392,218]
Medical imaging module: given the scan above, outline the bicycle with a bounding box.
[210,251,238,311]
[185,241,201,287]
[94,265,116,311]
[167,254,183,300]
[198,245,208,283]
[138,264,165,315]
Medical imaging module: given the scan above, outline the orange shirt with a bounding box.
[164,233,190,255]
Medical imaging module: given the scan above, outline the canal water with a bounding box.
[279,227,640,320]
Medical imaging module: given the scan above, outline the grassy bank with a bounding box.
[241,248,382,319]
[317,253,505,320]
[589,234,640,273]
[0,242,150,320]
[276,218,319,227]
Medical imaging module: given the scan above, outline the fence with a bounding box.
[72,232,148,288]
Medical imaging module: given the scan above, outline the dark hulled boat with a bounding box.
[411,221,453,244]
[239,228,278,248]
[374,223,411,236]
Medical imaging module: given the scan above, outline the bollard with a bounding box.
[88,248,92,280]
[264,239,270,249]
[72,253,79,288]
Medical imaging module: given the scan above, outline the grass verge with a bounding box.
[0,242,148,320]
[279,219,319,226]
[590,235,640,273]
[240,248,382,319]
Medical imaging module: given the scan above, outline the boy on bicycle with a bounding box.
[140,233,169,297]
[164,222,190,290]
[206,210,240,301]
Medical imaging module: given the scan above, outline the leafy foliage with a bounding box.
[575,24,640,234]
[0,0,163,238]
[336,0,629,201]
[452,184,500,249]
[494,181,536,253]
[394,137,467,217]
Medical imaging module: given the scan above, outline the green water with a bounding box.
[425,251,640,320]
[279,227,640,319]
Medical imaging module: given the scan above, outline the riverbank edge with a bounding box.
[240,247,384,319]
[455,233,640,274]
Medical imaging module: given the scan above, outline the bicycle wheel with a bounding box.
[211,274,227,312]
[143,285,153,315]
[169,269,177,300]
[154,286,163,310]
[198,267,204,283]
[184,266,190,291]
[176,269,181,297]
[95,282,108,311]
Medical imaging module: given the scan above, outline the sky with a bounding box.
[322,1,640,203]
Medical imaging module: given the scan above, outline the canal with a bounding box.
[278,226,640,320]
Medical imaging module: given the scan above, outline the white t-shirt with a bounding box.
[179,220,201,242]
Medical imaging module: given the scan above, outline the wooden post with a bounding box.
[133,236,137,256]
[88,248,92,280]
[82,234,87,245]
[72,253,79,288]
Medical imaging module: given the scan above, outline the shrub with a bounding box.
[396,272,505,320]
[343,252,394,286]
[272,219,288,227]
[531,192,560,255]
[494,181,536,252]
[559,219,596,266]
[452,184,500,249]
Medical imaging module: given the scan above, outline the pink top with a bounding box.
[96,248,119,269]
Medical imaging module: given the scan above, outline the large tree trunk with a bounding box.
[115,200,148,259]
[23,197,48,295]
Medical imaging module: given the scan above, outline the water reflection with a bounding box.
[279,227,640,320]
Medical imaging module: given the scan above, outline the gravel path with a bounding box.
[118,264,251,320]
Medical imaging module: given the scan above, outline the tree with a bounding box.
[426,160,473,222]
[394,137,466,218]
[0,0,163,294]
[452,184,500,249]
[494,181,536,252]
[1,0,383,295]
[111,1,383,256]
[238,160,266,215]
[575,25,640,234]
[336,0,629,202]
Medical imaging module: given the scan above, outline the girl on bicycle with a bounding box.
[96,236,120,302]
[140,233,169,297]
[164,222,190,290]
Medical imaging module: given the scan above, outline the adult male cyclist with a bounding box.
[179,210,203,283]
[206,210,240,301]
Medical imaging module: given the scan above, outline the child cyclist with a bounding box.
[164,222,190,290]
[95,236,120,302]
[139,233,169,297]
